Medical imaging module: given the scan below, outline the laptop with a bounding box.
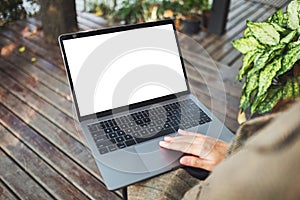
[58,19,234,190]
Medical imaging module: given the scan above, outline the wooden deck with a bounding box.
[0,0,278,199]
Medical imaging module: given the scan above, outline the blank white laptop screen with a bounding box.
[62,24,188,116]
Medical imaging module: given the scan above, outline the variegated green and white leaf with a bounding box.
[280,30,297,44]
[255,86,283,114]
[247,21,280,46]
[267,9,284,26]
[237,50,258,80]
[243,27,253,37]
[287,0,300,30]
[250,92,266,114]
[258,57,282,97]
[288,37,300,49]
[277,45,300,76]
[253,44,284,72]
[239,69,259,110]
[283,79,294,99]
[293,79,300,96]
[239,89,250,110]
[271,22,286,33]
[232,36,263,54]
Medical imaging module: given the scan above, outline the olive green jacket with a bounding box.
[183,101,300,200]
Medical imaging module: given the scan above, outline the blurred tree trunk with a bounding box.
[39,0,78,43]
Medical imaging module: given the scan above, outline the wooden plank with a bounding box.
[0,57,73,118]
[194,0,251,49]
[0,85,89,174]
[191,90,240,132]
[181,50,242,97]
[208,4,270,58]
[0,179,19,200]
[1,125,89,199]
[219,8,277,65]
[183,67,240,131]
[0,64,85,145]
[0,104,121,199]
[13,18,64,64]
[0,85,121,197]
[0,32,68,85]
[0,149,53,199]
[231,56,243,72]
[0,26,64,69]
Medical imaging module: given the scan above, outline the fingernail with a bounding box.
[159,141,166,146]
[180,157,188,164]
[164,136,172,141]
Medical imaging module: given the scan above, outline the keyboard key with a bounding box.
[108,145,118,152]
[110,138,116,144]
[108,133,118,139]
[128,122,135,127]
[117,130,125,136]
[135,119,143,125]
[163,123,171,129]
[140,129,149,136]
[133,126,141,131]
[116,136,125,143]
[95,136,107,143]
[140,124,148,128]
[112,126,120,131]
[104,128,113,134]
[88,125,98,133]
[99,147,109,154]
[124,135,133,140]
[143,118,150,123]
[125,139,136,147]
[117,142,126,149]
[120,124,128,129]
[149,128,155,133]
[133,132,141,137]
[125,128,133,134]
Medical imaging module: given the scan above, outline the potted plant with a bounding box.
[232,0,300,119]
[177,0,210,34]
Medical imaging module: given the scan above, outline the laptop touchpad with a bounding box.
[135,137,182,172]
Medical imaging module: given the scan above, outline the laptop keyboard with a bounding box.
[88,99,211,155]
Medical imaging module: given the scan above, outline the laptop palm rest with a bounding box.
[135,136,182,172]
[99,146,149,173]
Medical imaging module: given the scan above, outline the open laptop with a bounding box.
[58,19,234,190]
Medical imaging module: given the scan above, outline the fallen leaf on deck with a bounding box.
[21,26,30,37]
[1,43,16,56]
[19,46,26,53]
[31,57,37,62]
[237,109,247,125]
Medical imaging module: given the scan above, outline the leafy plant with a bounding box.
[233,0,300,115]
[112,0,153,24]
[0,0,26,25]
[89,2,112,17]
[166,0,210,20]
[0,0,39,26]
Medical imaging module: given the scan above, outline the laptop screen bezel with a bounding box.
[59,19,191,122]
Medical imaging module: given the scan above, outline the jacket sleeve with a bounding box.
[183,101,300,200]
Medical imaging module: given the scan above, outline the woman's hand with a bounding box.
[159,129,228,171]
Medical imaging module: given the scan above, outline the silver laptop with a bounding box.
[59,19,234,190]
